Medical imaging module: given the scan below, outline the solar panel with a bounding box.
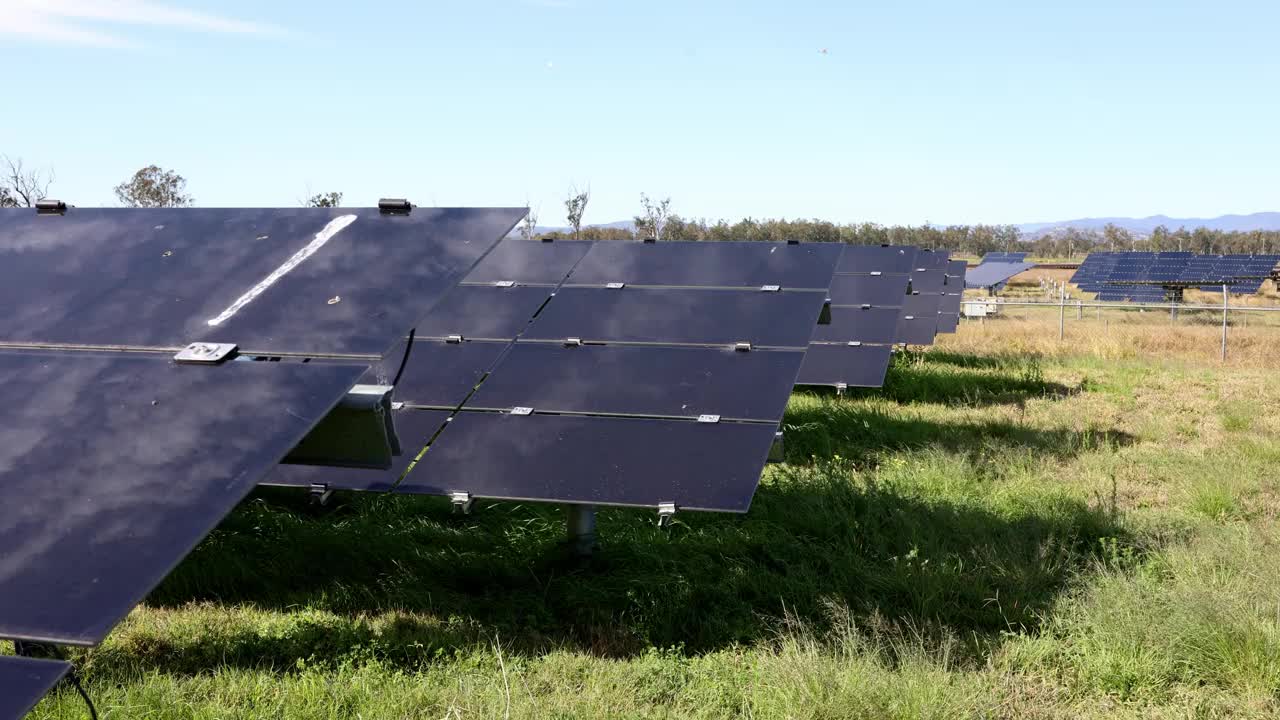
[981,252,1028,263]
[462,238,592,285]
[908,269,946,294]
[794,344,892,388]
[467,343,803,422]
[897,294,941,345]
[964,261,1033,290]
[0,656,69,720]
[0,207,524,356]
[809,306,901,344]
[374,340,508,408]
[827,273,910,307]
[0,351,365,646]
[940,292,963,314]
[837,245,918,274]
[567,240,842,289]
[400,412,780,512]
[937,313,960,333]
[264,408,452,492]
[522,287,825,348]
[413,284,552,341]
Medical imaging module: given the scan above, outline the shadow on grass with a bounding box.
[861,350,1078,407]
[782,401,1133,466]
[92,349,1128,676]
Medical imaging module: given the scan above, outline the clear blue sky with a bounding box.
[2,0,1277,226]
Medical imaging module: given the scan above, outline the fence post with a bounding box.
[1077,300,1082,321]
[1221,284,1228,362]
[1058,284,1066,341]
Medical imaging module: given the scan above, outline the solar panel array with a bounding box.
[1071,252,1280,299]
[0,218,963,715]
[272,240,838,513]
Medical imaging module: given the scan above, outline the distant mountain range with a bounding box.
[1016,212,1280,237]
[510,213,1280,238]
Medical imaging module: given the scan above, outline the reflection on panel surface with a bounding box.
[568,241,841,289]
[0,351,363,645]
[795,344,893,388]
[827,274,909,307]
[471,343,802,421]
[524,287,825,348]
[402,412,778,512]
[0,207,523,356]
[413,284,552,341]
[463,238,592,285]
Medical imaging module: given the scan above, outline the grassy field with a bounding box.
[19,319,1280,719]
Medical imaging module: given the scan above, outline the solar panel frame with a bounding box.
[0,207,524,357]
[0,351,366,646]
[0,655,70,720]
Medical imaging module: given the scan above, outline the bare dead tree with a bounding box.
[564,185,590,240]
[519,203,539,241]
[2,156,55,207]
[634,193,672,241]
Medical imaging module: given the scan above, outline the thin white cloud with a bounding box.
[0,0,281,47]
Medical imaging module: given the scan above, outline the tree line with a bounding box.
[6,159,1279,258]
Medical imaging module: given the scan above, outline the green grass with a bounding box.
[24,347,1280,718]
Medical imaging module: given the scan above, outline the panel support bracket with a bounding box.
[309,483,334,506]
[451,492,475,514]
[768,431,785,463]
[284,384,401,469]
[657,502,677,527]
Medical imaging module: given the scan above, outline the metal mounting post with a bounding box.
[566,504,597,557]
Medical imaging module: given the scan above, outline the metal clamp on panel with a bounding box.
[493,280,516,288]
[861,303,872,309]
[870,271,883,276]
[445,334,464,344]
[36,199,67,215]
[174,342,238,365]
[510,406,534,415]
[378,198,412,215]
[309,483,334,506]
[657,502,677,527]
[760,284,781,292]
[904,315,916,320]
[606,282,626,289]
[564,337,583,347]
[835,382,848,395]
[786,239,800,245]
[734,342,752,352]
[847,341,863,347]
[451,492,475,515]
[697,414,720,424]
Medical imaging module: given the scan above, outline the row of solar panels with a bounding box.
[0,208,964,716]
[981,251,1028,263]
[1071,252,1280,299]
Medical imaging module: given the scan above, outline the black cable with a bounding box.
[67,670,99,720]
[391,328,416,387]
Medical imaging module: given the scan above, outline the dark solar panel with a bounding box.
[809,306,901,344]
[827,273,910,307]
[965,262,1033,289]
[522,287,825,348]
[0,351,365,646]
[468,343,803,422]
[937,313,960,333]
[897,294,941,345]
[263,409,452,492]
[413,284,552,341]
[982,252,1028,263]
[836,245,918,274]
[940,292,963,314]
[401,412,779,512]
[0,656,69,720]
[381,340,508,408]
[908,269,946,294]
[794,344,892,388]
[567,240,842,290]
[0,207,523,356]
[462,238,592,285]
